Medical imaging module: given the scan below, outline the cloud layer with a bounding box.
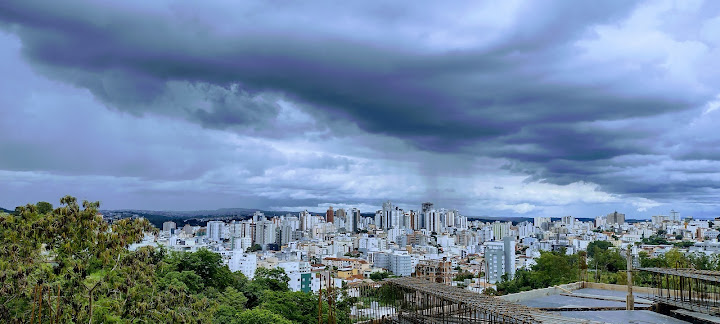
[1,0,720,217]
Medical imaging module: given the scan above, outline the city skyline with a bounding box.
[2,1,720,218]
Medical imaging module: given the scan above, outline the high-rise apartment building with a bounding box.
[162,221,176,232]
[382,201,393,229]
[607,211,625,225]
[207,221,224,241]
[300,210,312,231]
[326,206,334,223]
[421,202,434,230]
[492,221,510,240]
[252,211,265,223]
[484,237,516,283]
[351,208,361,233]
[426,209,441,233]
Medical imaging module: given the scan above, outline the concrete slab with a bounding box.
[518,293,647,308]
[560,310,689,324]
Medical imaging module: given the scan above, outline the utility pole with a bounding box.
[626,248,634,310]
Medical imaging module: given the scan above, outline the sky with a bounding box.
[1,1,719,218]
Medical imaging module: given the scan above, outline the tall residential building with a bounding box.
[382,201,393,229]
[254,220,276,248]
[207,221,224,241]
[410,210,420,230]
[299,210,312,231]
[353,208,361,232]
[427,209,441,233]
[404,211,413,230]
[343,209,352,232]
[252,211,265,223]
[492,221,510,240]
[445,209,456,228]
[484,237,516,283]
[607,211,626,225]
[335,208,346,223]
[652,215,671,225]
[390,207,402,229]
[162,221,177,232]
[389,252,413,277]
[326,206,334,223]
[229,253,257,279]
[533,216,551,230]
[421,202,434,230]
[595,215,607,228]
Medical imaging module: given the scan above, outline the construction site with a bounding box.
[347,267,720,323]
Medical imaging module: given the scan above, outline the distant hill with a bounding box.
[0,207,13,214]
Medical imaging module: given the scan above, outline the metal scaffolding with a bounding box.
[349,277,604,323]
[639,267,720,321]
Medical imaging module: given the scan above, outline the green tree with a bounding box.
[587,241,613,258]
[243,267,291,309]
[454,271,475,281]
[370,271,391,281]
[35,201,53,214]
[0,196,154,322]
[496,251,580,295]
[253,267,290,291]
[591,248,626,272]
[162,248,234,290]
[259,290,320,324]
[531,250,579,287]
[246,244,262,252]
[217,286,248,311]
[235,308,292,324]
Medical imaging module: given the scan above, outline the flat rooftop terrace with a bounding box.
[502,283,690,324]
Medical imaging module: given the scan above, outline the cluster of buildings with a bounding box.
[129,205,720,294]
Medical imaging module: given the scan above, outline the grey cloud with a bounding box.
[2,0,720,215]
[0,0,674,149]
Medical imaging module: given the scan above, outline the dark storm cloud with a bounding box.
[0,0,676,149]
[2,0,720,213]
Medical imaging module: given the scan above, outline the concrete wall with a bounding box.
[583,281,655,295]
[498,282,583,303]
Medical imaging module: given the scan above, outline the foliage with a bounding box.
[481,287,499,296]
[0,195,352,324]
[35,201,53,214]
[370,271,391,281]
[260,290,324,324]
[243,267,291,309]
[453,271,475,281]
[232,308,292,324]
[590,248,626,273]
[496,250,580,294]
[586,241,613,258]
[246,244,262,252]
[162,248,234,291]
[674,241,695,248]
[642,235,670,245]
[638,249,715,270]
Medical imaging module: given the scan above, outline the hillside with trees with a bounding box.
[0,196,351,323]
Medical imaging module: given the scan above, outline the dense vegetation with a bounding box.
[0,196,351,323]
[496,240,720,295]
[495,248,585,294]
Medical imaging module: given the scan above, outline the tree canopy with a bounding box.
[0,195,350,323]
